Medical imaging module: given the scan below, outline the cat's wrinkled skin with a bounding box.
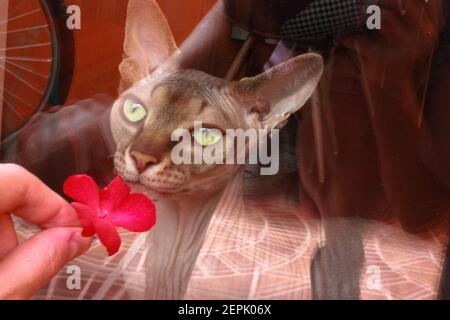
[112,63,322,197]
[109,0,322,299]
[111,1,322,199]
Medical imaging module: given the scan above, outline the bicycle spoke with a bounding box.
[0,63,44,94]
[9,1,27,17]
[0,57,49,79]
[2,97,26,120]
[0,24,49,36]
[1,87,33,109]
[0,42,51,52]
[1,0,70,140]
[0,8,41,26]
[0,56,53,63]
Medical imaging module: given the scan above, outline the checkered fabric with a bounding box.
[281,0,366,41]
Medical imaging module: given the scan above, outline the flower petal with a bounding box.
[108,193,156,232]
[100,176,130,212]
[64,175,100,208]
[94,219,121,256]
[71,202,96,237]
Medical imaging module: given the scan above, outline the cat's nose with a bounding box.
[130,151,158,174]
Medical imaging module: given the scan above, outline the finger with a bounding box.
[0,227,91,299]
[0,214,18,259]
[0,164,80,228]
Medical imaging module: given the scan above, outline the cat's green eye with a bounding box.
[193,128,222,146]
[123,100,147,123]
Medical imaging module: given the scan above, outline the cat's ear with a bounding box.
[235,53,323,130]
[119,0,179,93]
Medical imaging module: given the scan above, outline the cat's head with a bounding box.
[111,0,323,196]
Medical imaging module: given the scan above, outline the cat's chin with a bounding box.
[125,181,178,202]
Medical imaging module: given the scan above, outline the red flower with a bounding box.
[63,175,156,256]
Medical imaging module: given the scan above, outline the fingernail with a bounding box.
[68,230,91,260]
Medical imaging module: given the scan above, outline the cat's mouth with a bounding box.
[114,165,189,198]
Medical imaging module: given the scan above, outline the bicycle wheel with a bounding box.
[0,0,74,142]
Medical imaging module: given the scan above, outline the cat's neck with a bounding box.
[144,172,243,299]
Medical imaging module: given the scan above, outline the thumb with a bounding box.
[0,228,91,299]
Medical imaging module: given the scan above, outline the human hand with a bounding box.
[0,164,91,299]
